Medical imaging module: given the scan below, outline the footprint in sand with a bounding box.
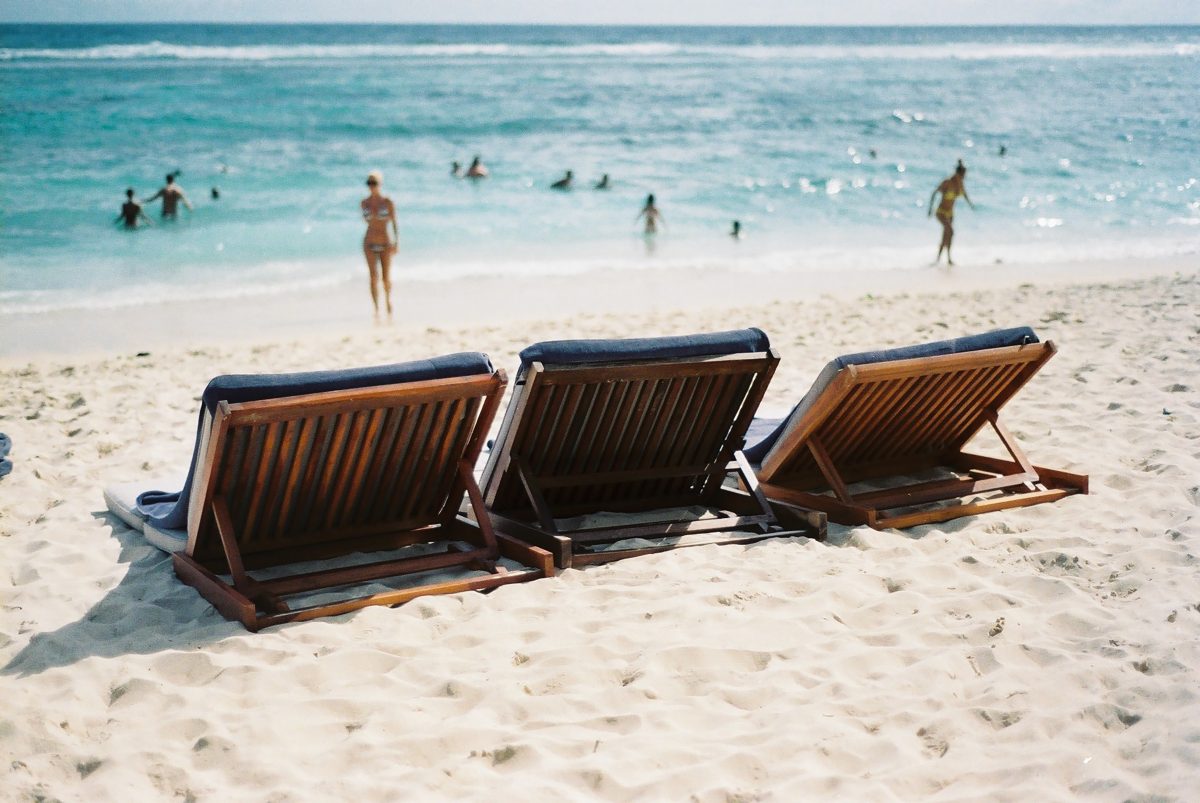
[917,726,949,758]
[989,617,1005,637]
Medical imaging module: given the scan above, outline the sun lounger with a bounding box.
[478,329,825,569]
[105,354,553,630]
[746,327,1088,529]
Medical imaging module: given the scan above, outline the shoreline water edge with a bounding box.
[0,252,1193,362]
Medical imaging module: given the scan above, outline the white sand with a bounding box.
[1,266,1198,800]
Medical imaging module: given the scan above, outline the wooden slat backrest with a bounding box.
[185,372,504,568]
[484,352,777,516]
[759,343,1054,486]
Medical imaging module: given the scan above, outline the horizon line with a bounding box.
[3,21,1199,28]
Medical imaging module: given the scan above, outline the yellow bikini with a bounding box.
[937,188,959,221]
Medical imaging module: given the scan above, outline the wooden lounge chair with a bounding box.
[122,354,553,630]
[479,329,825,569]
[747,327,1088,530]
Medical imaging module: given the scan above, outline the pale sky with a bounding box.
[1,0,1198,25]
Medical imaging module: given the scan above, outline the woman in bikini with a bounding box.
[361,170,398,318]
[928,160,974,265]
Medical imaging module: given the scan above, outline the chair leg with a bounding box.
[173,553,259,630]
[512,455,559,534]
[731,450,780,533]
[457,459,501,558]
[807,436,855,504]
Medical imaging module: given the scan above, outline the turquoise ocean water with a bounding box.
[1,24,1197,314]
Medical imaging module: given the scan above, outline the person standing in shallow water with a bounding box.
[114,188,152,229]
[637,194,663,234]
[928,160,974,265]
[144,173,193,219]
[360,170,398,319]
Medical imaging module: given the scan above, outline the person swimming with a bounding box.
[595,173,610,190]
[451,161,462,178]
[550,170,573,190]
[114,188,152,229]
[465,156,488,179]
[928,159,975,266]
[360,170,398,319]
[637,194,663,235]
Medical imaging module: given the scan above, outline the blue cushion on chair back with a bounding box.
[517,328,770,380]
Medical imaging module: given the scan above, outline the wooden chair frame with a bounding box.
[756,341,1088,529]
[480,350,824,569]
[172,370,553,630]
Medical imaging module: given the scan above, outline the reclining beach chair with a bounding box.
[479,329,824,569]
[746,327,1088,530]
[105,354,552,630]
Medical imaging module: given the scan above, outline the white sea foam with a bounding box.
[2,40,1197,63]
[4,235,1194,316]
[0,264,354,315]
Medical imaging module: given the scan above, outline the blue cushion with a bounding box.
[517,328,770,379]
[0,432,10,480]
[136,352,494,531]
[744,327,1038,463]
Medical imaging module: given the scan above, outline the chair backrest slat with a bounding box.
[834,375,912,461]
[640,375,693,501]
[940,361,1026,444]
[276,416,318,535]
[409,397,468,521]
[573,380,632,508]
[338,407,388,526]
[258,418,301,539]
[324,409,370,526]
[254,417,294,542]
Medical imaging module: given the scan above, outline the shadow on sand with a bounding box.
[2,512,241,677]
[4,510,949,677]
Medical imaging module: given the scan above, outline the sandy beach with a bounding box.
[1,260,1198,800]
